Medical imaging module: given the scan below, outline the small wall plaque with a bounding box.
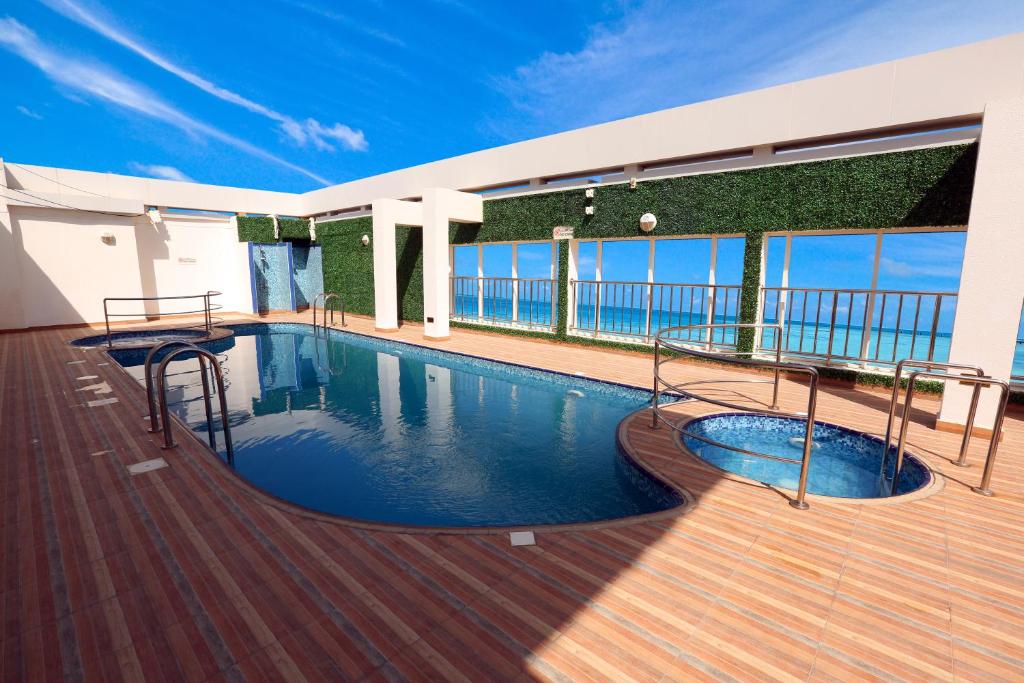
[552,226,574,240]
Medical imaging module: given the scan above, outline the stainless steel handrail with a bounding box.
[145,340,209,434]
[102,291,222,347]
[759,285,956,367]
[652,322,820,509]
[312,292,345,330]
[570,279,742,341]
[890,370,1009,496]
[154,346,234,464]
[450,276,558,331]
[882,359,985,473]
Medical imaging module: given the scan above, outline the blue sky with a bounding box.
[2,0,1024,192]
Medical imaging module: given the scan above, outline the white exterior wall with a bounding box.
[11,206,145,328]
[133,215,254,317]
[939,96,1024,429]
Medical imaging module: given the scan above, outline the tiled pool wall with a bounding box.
[250,243,294,312]
[291,244,323,311]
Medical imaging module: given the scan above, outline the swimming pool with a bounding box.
[680,413,931,499]
[109,323,682,527]
[72,328,211,348]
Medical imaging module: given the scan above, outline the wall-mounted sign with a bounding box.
[178,257,198,265]
[553,226,574,240]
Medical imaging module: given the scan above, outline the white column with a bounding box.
[371,200,400,331]
[422,190,451,339]
[645,237,656,337]
[567,240,580,330]
[939,96,1024,431]
[511,242,519,322]
[0,159,26,330]
[422,188,482,340]
[476,244,484,319]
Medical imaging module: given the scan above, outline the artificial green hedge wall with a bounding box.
[318,217,424,321]
[278,218,310,240]
[237,216,276,243]
[241,143,977,344]
[319,217,374,316]
[452,143,976,350]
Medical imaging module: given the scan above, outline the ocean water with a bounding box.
[454,294,1024,376]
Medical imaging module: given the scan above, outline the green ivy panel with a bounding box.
[237,216,276,243]
[278,218,310,240]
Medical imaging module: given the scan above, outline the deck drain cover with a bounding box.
[510,531,536,546]
[128,458,168,475]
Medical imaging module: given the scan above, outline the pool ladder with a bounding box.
[144,340,234,464]
[313,292,345,332]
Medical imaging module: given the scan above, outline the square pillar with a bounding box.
[939,96,1024,430]
[422,189,482,340]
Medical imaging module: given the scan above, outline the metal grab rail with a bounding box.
[154,346,234,464]
[652,322,820,509]
[312,292,345,330]
[103,291,222,348]
[889,370,1009,496]
[571,279,742,341]
[882,359,985,474]
[758,286,956,367]
[145,340,207,434]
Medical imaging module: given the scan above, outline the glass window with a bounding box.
[763,236,787,288]
[876,231,966,292]
[576,242,598,280]
[453,245,477,277]
[787,233,876,289]
[601,240,649,282]
[516,242,554,279]
[482,244,512,278]
[654,238,710,283]
[714,237,745,285]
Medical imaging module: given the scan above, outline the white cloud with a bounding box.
[285,1,405,48]
[491,0,1024,140]
[128,162,194,182]
[0,17,332,185]
[16,104,42,119]
[879,257,962,279]
[40,0,367,152]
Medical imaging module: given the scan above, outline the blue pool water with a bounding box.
[110,323,681,527]
[681,413,930,499]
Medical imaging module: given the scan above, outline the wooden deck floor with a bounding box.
[2,313,1022,681]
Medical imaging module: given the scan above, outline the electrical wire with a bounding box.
[8,163,110,198]
[1,183,142,218]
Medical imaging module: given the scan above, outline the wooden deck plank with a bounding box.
[1,312,1022,681]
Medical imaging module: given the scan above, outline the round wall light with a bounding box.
[639,212,657,232]
[361,234,370,246]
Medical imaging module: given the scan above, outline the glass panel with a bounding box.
[481,244,513,277]
[516,242,553,279]
[453,245,476,277]
[787,233,876,289]
[597,240,649,336]
[654,238,710,283]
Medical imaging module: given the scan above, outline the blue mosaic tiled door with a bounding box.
[290,244,323,311]
[250,243,295,313]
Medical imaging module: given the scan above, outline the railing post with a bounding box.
[511,244,519,323]
[644,283,654,339]
[104,299,112,348]
[927,294,942,361]
[825,290,839,365]
[651,339,661,428]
